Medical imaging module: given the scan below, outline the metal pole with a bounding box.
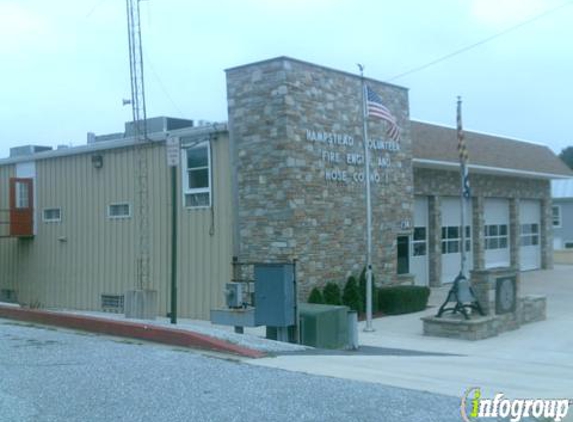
[170,165,178,324]
[458,97,468,278]
[358,64,374,332]
[460,166,467,277]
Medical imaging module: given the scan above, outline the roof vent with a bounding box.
[9,145,52,158]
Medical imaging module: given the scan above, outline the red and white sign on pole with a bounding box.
[166,137,180,167]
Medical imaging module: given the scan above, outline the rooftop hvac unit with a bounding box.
[9,145,52,158]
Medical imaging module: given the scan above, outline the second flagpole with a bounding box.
[358,64,374,332]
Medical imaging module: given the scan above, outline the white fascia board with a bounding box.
[413,158,573,180]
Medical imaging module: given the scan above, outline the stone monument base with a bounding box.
[422,295,546,341]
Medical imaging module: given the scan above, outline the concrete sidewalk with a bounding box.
[248,266,573,406]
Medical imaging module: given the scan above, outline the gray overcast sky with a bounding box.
[1,0,572,158]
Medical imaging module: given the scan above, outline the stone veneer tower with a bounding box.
[226,57,413,299]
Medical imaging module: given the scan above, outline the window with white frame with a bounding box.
[441,226,471,254]
[484,224,508,250]
[15,181,30,209]
[552,205,561,228]
[520,223,539,246]
[412,227,427,256]
[183,142,211,208]
[107,203,131,219]
[43,208,62,223]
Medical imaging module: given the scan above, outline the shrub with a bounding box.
[342,275,361,312]
[308,287,324,304]
[358,267,379,313]
[323,282,342,305]
[377,285,431,315]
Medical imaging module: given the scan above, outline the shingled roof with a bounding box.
[411,120,573,179]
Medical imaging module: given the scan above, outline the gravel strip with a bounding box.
[55,308,310,353]
[0,320,475,422]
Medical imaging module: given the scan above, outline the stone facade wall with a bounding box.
[226,57,412,299]
[414,168,552,285]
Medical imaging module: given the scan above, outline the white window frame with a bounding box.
[42,208,62,223]
[107,202,131,219]
[15,181,30,209]
[182,142,212,209]
[412,226,427,257]
[484,224,509,250]
[441,225,471,255]
[520,223,539,247]
[552,205,562,228]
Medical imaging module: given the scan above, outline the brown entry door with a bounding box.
[9,178,34,237]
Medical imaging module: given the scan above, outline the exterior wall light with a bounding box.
[92,155,103,169]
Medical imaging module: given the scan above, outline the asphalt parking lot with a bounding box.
[0,319,467,422]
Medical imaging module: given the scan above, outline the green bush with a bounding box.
[358,267,379,313]
[323,282,342,305]
[342,275,361,312]
[308,287,324,304]
[377,285,430,315]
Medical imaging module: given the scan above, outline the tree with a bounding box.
[559,146,573,170]
[308,287,324,304]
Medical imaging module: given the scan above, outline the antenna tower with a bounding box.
[126,0,151,290]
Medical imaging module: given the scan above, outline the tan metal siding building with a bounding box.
[0,130,233,319]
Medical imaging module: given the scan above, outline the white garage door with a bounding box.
[520,200,541,271]
[411,196,428,286]
[441,197,472,284]
[484,198,510,268]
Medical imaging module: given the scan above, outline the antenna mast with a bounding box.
[126,0,151,290]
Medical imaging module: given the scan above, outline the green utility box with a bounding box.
[299,303,349,349]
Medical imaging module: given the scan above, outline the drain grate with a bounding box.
[101,294,124,313]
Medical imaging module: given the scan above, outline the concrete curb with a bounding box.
[0,305,266,359]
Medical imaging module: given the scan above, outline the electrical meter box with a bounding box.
[254,263,295,327]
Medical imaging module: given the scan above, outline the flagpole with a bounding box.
[458,96,468,278]
[358,64,374,332]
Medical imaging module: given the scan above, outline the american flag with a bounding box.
[457,97,470,199]
[366,86,400,141]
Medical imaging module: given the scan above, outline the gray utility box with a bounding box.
[298,303,349,349]
[254,263,295,327]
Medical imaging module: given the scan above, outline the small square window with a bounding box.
[447,226,459,239]
[413,243,426,256]
[552,206,561,228]
[448,240,460,254]
[413,227,426,241]
[108,203,131,219]
[499,237,508,249]
[499,225,508,236]
[43,208,62,223]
